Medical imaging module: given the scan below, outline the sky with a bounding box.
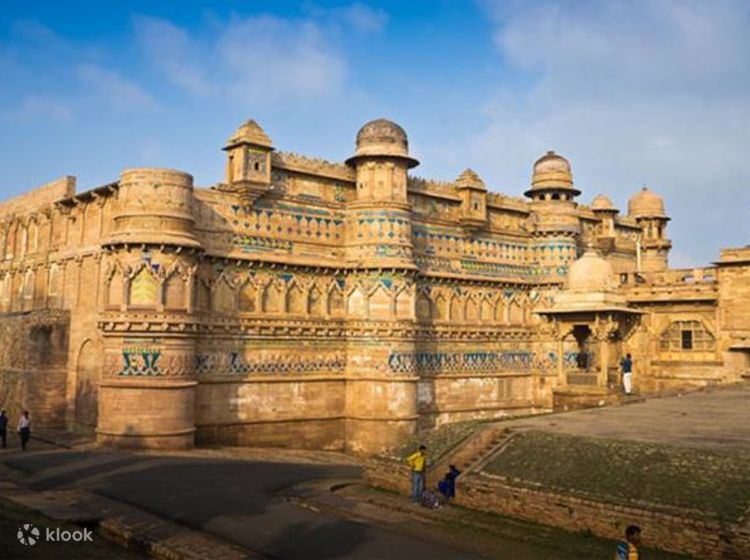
[0,0,748,266]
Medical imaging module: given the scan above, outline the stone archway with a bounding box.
[75,340,99,433]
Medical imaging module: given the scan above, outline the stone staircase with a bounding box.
[428,423,514,479]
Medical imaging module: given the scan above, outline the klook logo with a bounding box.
[17,523,40,546]
[16,523,93,546]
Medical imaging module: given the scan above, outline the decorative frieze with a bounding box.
[387,350,536,373]
[194,350,346,376]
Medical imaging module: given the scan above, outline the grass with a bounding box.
[396,419,491,461]
[484,431,750,522]
[349,484,692,560]
[0,495,139,559]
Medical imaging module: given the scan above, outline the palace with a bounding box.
[0,118,748,453]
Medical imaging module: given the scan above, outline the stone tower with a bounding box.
[591,194,619,252]
[628,187,671,272]
[343,119,420,452]
[456,168,488,232]
[99,168,203,449]
[525,151,581,276]
[223,120,274,204]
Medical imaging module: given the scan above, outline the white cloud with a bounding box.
[218,16,346,103]
[4,95,74,123]
[134,13,348,106]
[475,0,750,263]
[334,3,388,34]
[133,16,215,96]
[76,63,160,111]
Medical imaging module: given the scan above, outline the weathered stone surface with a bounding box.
[0,117,747,453]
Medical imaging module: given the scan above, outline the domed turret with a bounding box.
[346,118,419,168]
[224,119,273,150]
[591,194,617,213]
[628,187,665,218]
[222,119,274,203]
[568,249,616,291]
[590,194,618,241]
[456,168,487,231]
[628,187,671,271]
[525,150,581,200]
[455,168,486,190]
[344,118,417,268]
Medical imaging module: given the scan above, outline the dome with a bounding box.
[628,187,666,218]
[567,249,616,291]
[525,150,580,197]
[224,119,273,150]
[591,194,617,212]
[455,168,486,190]
[346,118,419,167]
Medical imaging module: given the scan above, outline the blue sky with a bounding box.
[1,0,748,265]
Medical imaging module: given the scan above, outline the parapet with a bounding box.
[0,176,75,218]
[105,168,202,249]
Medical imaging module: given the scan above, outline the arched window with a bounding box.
[129,268,158,307]
[239,283,257,312]
[328,287,344,316]
[163,272,186,310]
[23,270,34,300]
[660,321,715,351]
[214,278,235,313]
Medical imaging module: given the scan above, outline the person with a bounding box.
[614,525,641,559]
[17,411,31,451]
[406,445,427,504]
[620,353,634,395]
[420,488,442,509]
[0,410,7,448]
[437,465,461,501]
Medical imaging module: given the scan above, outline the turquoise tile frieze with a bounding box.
[387,350,535,373]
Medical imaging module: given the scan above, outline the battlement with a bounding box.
[0,176,75,218]
[718,246,750,265]
[620,267,717,287]
[272,151,355,182]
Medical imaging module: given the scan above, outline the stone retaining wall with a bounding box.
[364,455,750,559]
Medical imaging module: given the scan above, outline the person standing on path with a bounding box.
[0,410,8,448]
[406,445,427,503]
[17,410,31,451]
[620,353,634,395]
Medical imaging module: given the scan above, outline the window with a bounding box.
[681,330,693,350]
[660,320,714,352]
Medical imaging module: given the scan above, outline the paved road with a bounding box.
[505,383,750,449]
[2,448,477,559]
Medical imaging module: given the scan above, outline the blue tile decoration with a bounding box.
[120,348,162,376]
[387,350,535,373]
[194,352,346,375]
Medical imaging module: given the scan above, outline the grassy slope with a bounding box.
[485,431,750,521]
[396,420,490,460]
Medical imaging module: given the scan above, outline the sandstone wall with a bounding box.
[0,311,70,430]
[0,129,745,453]
[365,457,750,560]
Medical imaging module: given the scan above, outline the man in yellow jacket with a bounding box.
[406,445,427,503]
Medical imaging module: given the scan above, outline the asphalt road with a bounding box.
[3,449,477,559]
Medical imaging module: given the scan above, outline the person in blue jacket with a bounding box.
[437,465,461,501]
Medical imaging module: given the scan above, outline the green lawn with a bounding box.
[484,431,750,522]
[351,485,692,560]
[397,419,490,461]
[0,496,139,559]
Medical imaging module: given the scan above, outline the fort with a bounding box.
[0,118,748,454]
